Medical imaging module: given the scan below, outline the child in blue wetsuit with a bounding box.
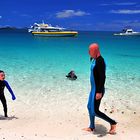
[83,43,117,134]
[0,70,16,117]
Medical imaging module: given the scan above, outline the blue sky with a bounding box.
[0,0,140,31]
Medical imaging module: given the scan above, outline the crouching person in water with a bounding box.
[83,43,117,134]
[0,70,16,117]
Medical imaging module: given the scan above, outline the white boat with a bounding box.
[114,28,140,36]
[28,22,78,37]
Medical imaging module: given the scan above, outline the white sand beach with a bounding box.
[0,88,140,140]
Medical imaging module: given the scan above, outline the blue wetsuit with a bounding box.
[87,56,116,129]
[0,80,16,117]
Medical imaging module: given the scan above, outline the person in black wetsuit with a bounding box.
[66,71,77,80]
[83,43,117,134]
[0,70,16,117]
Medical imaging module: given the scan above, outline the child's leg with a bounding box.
[0,94,8,117]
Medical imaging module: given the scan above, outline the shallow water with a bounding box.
[0,30,140,112]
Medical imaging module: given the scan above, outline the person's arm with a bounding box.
[4,80,16,100]
[94,59,106,100]
[95,58,106,93]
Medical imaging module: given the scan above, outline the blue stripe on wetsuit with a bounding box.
[87,60,96,116]
[87,60,96,129]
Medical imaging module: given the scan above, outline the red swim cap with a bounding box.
[89,43,100,59]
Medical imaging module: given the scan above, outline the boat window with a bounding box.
[122,29,126,33]
[48,29,60,32]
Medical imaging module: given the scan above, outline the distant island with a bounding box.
[0,26,28,31]
[0,26,28,33]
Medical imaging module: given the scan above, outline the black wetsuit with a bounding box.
[93,56,116,125]
[66,71,77,80]
[0,80,7,117]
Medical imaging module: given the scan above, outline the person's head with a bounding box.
[71,70,75,74]
[89,43,101,59]
[0,70,5,81]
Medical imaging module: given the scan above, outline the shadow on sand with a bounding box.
[93,124,108,137]
[0,115,18,120]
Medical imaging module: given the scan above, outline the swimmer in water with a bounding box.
[0,70,16,117]
[66,70,77,80]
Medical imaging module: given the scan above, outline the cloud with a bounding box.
[114,2,137,6]
[0,16,2,19]
[110,9,140,14]
[100,3,111,6]
[56,10,90,18]
[100,2,137,6]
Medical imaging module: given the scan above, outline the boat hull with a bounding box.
[31,31,78,37]
[114,33,140,36]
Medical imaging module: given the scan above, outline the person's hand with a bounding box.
[12,96,16,100]
[96,93,102,100]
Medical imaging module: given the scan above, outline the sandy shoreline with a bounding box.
[0,95,140,140]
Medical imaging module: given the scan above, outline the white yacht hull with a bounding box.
[114,33,140,36]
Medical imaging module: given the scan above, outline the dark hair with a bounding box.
[0,70,4,73]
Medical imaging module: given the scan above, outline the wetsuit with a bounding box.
[0,80,16,117]
[87,56,116,129]
[66,71,77,80]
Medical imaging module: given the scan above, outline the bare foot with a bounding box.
[82,127,94,132]
[109,124,117,135]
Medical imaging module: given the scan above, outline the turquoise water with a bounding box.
[0,30,140,110]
